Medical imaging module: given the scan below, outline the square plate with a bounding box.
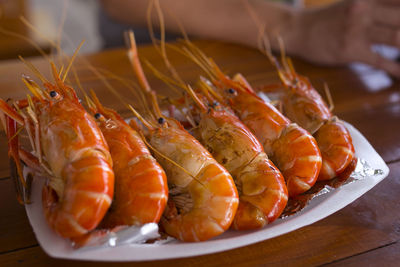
[25,122,390,261]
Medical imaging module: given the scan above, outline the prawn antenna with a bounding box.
[20,14,76,84]
[86,63,128,107]
[323,82,334,112]
[198,77,223,103]
[94,67,154,118]
[0,26,51,63]
[71,66,87,99]
[56,0,69,59]
[21,76,47,100]
[146,0,161,53]
[152,0,186,86]
[61,40,84,82]
[126,30,152,93]
[127,104,156,130]
[126,30,168,121]
[144,60,184,92]
[18,56,49,84]
[185,85,208,112]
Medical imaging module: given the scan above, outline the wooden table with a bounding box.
[0,41,399,266]
[0,0,53,60]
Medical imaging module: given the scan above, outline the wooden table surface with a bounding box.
[0,41,399,266]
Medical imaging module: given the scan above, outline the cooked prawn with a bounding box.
[260,58,355,180]
[241,4,355,181]
[126,31,238,241]
[85,91,168,228]
[0,57,114,238]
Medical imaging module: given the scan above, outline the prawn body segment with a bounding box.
[234,152,287,229]
[271,124,322,196]
[314,118,354,180]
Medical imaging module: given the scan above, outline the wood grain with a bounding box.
[326,242,400,266]
[0,178,37,253]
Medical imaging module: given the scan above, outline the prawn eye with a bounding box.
[94,113,102,119]
[49,91,58,98]
[158,117,165,124]
[227,88,236,94]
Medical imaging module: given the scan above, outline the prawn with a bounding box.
[242,4,355,180]
[126,32,239,241]
[174,41,321,197]
[260,58,355,180]
[84,91,168,228]
[0,56,115,238]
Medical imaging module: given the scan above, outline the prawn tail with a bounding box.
[233,153,288,230]
[271,124,322,197]
[43,154,114,238]
[315,118,355,180]
[161,163,238,241]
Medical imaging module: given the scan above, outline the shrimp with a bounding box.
[131,32,288,229]
[84,91,168,228]
[174,41,321,197]
[240,3,354,180]
[0,59,114,239]
[126,32,239,241]
[260,58,355,180]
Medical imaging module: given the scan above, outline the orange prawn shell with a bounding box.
[280,75,332,134]
[194,108,288,229]
[147,123,239,242]
[91,107,168,227]
[268,68,355,181]
[224,85,290,155]
[37,82,114,238]
[315,118,355,180]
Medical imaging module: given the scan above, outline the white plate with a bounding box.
[25,122,390,261]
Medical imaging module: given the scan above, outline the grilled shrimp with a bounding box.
[260,58,355,180]
[85,92,168,228]
[127,32,238,241]
[175,42,321,197]
[0,62,114,239]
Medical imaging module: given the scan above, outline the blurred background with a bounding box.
[0,0,338,60]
